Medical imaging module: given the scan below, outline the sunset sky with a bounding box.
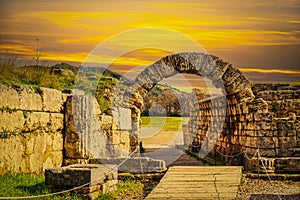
[0,0,300,84]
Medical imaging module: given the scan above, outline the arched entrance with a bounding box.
[112,52,255,154]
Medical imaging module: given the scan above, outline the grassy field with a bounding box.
[141,116,189,131]
[140,116,189,148]
[0,174,151,200]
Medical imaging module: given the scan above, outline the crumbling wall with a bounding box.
[184,83,300,173]
[0,84,66,174]
[0,84,132,174]
[63,95,131,165]
[252,83,300,117]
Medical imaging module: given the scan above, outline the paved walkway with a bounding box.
[169,151,207,166]
[145,166,242,200]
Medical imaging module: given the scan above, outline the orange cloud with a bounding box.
[239,68,300,75]
[1,0,299,85]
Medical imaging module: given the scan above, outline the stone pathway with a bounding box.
[169,151,207,166]
[145,166,242,200]
[142,147,205,167]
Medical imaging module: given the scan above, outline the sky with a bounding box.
[0,0,300,86]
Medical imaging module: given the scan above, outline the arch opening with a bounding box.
[112,52,254,166]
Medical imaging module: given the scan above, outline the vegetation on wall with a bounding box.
[0,64,77,90]
[0,63,123,113]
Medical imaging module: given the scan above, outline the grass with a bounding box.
[0,64,116,113]
[108,178,144,199]
[141,116,189,131]
[0,174,153,200]
[0,65,76,90]
[0,174,82,199]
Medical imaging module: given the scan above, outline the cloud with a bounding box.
[0,0,299,83]
[239,67,300,75]
[246,17,300,24]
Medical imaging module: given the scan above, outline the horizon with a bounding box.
[1,0,300,85]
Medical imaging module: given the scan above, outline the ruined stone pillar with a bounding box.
[64,95,111,164]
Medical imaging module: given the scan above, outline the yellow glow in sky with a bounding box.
[0,0,300,82]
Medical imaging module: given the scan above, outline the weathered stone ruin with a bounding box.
[0,52,299,177]
[0,85,65,174]
[45,164,117,199]
[111,52,300,173]
[0,83,165,175]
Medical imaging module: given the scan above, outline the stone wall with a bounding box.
[0,84,65,174]
[0,84,132,174]
[252,83,300,118]
[184,83,300,173]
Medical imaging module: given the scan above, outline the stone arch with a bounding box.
[112,52,255,152]
[128,52,253,109]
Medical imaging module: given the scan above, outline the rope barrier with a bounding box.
[190,146,283,199]
[215,148,245,158]
[1,145,288,200]
[257,149,282,200]
[243,149,259,161]
[0,148,138,200]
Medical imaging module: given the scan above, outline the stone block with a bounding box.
[46,164,118,200]
[257,137,276,149]
[1,130,64,175]
[24,112,50,132]
[257,113,274,122]
[49,113,64,132]
[0,84,20,108]
[17,85,43,111]
[241,103,249,114]
[45,164,118,187]
[245,113,253,122]
[40,87,63,113]
[43,151,63,171]
[247,98,268,113]
[275,157,300,173]
[249,130,257,137]
[100,115,113,129]
[245,122,255,131]
[52,132,63,151]
[0,111,25,132]
[0,136,23,175]
[258,148,276,157]
[90,157,166,173]
[256,130,274,137]
[222,65,241,86]
[28,133,47,173]
[112,107,132,130]
[276,136,297,150]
